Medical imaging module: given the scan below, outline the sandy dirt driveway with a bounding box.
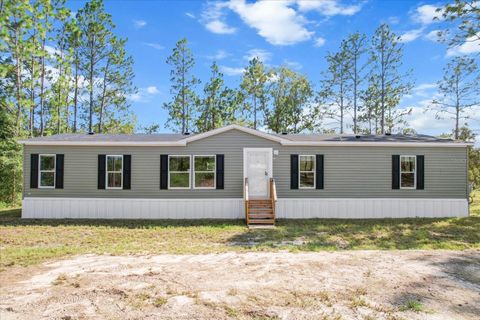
[0,250,479,320]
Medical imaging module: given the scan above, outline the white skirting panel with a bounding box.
[276,198,469,219]
[22,197,244,219]
[22,197,469,219]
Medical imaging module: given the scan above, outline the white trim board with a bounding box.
[22,197,468,219]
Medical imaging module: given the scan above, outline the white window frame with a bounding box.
[193,155,216,190]
[400,155,416,190]
[38,154,56,189]
[106,155,123,190]
[299,155,316,189]
[168,155,191,190]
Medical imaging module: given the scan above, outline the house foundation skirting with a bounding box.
[22,197,468,219]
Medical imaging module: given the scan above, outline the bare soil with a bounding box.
[1,250,479,320]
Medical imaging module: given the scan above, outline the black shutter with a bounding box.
[55,154,64,189]
[30,154,39,189]
[123,155,131,190]
[417,155,424,190]
[392,155,400,189]
[291,154,299,189]
[216,154,224,189]
[160,154,168,189]
[98,154,106,189]
[316,154,324,189]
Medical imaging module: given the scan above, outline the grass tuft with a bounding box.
[0,192,479,269]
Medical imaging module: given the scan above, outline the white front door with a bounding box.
[244,148,272,199]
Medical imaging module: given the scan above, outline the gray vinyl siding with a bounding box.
[23,129,468,199]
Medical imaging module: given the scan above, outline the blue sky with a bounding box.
[68,0,479,142]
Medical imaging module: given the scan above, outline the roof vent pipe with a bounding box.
[281,132,288,135]
[355,135,361,139]
[385,132,391,136]
[184,132,190,136]
[88,131,95,135]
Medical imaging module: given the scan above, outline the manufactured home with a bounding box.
[20,124,471,225]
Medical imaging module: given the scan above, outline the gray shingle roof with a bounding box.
[20,126,464,145]
[274,133,456,143]
[24,133,186,142]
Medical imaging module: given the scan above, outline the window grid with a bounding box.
[400,155,416,189]
[106,155,123,190]
[193,155,216,189]
[39,154,56,188]
[299,155,316,189]
[168,155,191,189]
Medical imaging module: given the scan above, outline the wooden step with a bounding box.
[248,219,275,224]
[248,208,273,213]
[248,213,274,219]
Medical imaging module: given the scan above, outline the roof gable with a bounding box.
[183,124,286,144]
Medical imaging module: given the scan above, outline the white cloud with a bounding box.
[219,65,245,76]
[206,20,237,34]
[399,28,425,43]
[314,37,326,47]
[201,2,237,34]
[412,83,437,97]
[200,1,361,46]
[283,59,302,70]
[412,4,443,25]
[405,104,480,136]
[244,49,272,62]
[129,86,160,102]
[146,86,159,94]
[133,19,147,29]
[228,0,313,45]
[425,29,442,42]
[143,42,164,50]
[296,0,362,16]
[208,49,230,60]
[387,16,400,25]
[185,12,195,19]
[447,35,480,56]
[44,45,60,57]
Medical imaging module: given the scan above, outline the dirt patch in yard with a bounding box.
[1,250,479,320]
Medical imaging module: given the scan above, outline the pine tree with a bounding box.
[196,62,239,132]
[240,57,270,129]
[76,0,115,133]
[370,24,413,134]
[318,49,351,134]
[430,56,479,139]
[342,33,368,134]
[164,38,199,134]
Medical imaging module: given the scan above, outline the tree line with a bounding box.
[0,0,478,206]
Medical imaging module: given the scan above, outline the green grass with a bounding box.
[1,192,479,269]
[401,299,425,312]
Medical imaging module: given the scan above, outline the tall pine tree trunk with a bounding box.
[98,58,111,133]
[73,57,79,133]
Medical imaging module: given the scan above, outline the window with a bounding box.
[106,155,123,189]
[39,154,55,188]
[194,156,215,189]
[400,155,416,189]
[299,155,315,189]
[169,155,191,189]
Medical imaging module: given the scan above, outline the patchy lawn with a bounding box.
[1,251,479,320]
[1,192,479,269]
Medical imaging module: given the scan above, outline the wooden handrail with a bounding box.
[270,178,277,220]
[244,177,249,224]
[270,178,277,202]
